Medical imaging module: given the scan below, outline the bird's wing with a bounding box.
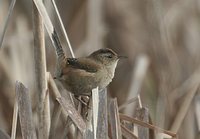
[66,58,99,73]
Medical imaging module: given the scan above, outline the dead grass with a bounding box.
[0,0,200,139]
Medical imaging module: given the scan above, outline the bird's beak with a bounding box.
[117,55,128,59]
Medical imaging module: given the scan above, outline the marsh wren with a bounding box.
[55,48,126,96]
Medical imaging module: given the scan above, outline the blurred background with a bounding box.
[0,0,200,138]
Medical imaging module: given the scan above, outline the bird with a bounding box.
[55,48,126,97]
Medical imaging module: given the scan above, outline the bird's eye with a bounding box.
[107,55,113,58]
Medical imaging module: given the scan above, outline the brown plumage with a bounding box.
[55,48,126,96]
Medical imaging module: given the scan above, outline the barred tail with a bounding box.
[52,28,65,62]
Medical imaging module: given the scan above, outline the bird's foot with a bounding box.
[74,96,88,106]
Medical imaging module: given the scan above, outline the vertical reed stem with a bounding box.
[33,2,50,139]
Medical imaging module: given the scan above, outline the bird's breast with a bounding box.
[96,64,116,89]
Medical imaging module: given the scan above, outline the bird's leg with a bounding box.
[86,94,92,109]
[81,95,92,109]
[83,93,92,120]
[74,95,88,106]
[73,95,92,120]
[74,95,92,111]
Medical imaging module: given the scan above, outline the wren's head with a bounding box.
[88,48,124,66]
